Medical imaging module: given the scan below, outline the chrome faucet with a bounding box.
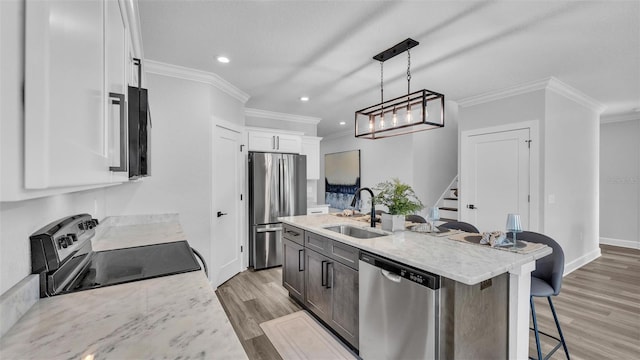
[351,187,376,228]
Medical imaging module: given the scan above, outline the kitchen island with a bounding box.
[0,215,247,360]
[280,214,552,360]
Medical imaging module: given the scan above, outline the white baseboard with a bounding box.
[564,247,601,276]
[599,237,640,250]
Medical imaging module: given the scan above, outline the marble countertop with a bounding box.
[0,214,247,359]
[279,214,552,285]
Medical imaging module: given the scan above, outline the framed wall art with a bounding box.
[324,150,361,210]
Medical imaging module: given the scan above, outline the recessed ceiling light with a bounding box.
[217,56,230,64]
[339,121,346,125]
[300,96,309,102]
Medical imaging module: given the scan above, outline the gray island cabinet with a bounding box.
[280,214,552,359]
[282,223,359,349]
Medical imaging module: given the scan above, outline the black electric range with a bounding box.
[30,214,202,297]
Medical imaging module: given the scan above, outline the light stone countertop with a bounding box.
[0,215,247,360]
[279,214,552,285]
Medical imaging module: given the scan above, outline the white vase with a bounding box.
[381,213,406,232]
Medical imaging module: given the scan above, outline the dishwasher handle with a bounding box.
[381,269,402,283]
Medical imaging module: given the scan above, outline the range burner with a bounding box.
[30,214,201,297]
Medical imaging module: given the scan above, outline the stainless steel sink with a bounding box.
[324,225,387,239]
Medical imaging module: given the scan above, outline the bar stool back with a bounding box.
[517,231,570,360]
[439,221,479,233]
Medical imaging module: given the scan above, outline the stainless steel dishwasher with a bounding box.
[359,251,441,360]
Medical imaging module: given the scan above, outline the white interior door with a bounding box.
[461,128,531,232]
[213,124,243,287]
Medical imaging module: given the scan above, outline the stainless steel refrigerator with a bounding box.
[249,152,307,270]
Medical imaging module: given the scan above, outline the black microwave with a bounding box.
[128,85,150,179]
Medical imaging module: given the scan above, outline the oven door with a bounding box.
[251,224,283,270]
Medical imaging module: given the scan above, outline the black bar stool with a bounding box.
[439,221,479,233]
[517,231,570,360]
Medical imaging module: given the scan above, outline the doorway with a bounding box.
[212,121,243,287]
[460,122,539,233]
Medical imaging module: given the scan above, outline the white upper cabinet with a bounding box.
[22,0,135,191]
[105,0,129,181]
[301,136,322,180]
[24,0,109,189]
[247,129,302,154]
[276,134,303,153]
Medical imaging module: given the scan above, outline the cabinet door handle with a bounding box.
[277,136,280,150]
[286,230,300,237]
[298,249,304,271]
[327,262,333,289]
[133,58,142,90]
[108,92,127,172]
[321,260,327,286]
[272,136,276,150]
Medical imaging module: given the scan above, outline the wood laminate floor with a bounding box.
[216,245,640,360]
[529,245,640,359]
[216,267,301,360]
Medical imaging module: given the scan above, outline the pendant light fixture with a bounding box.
[355,38,445,139]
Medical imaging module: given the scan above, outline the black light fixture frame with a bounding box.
[373,38,419,62]
[355,38,445,139]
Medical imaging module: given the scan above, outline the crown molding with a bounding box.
[600,112,640,124]
[144,60,250,104]
[546,77,607,114]
[457,78,550,108]
[245,108,321,125]
[458,77,606,114]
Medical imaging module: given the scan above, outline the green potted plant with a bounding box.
[373,178,424,231]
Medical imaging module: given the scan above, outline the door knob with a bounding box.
[467,204,477,210]
[217,211,228,217]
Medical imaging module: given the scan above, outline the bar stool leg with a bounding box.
[548,296,570,359]
[531,296,543,360]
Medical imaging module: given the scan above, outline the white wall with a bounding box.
[458,85,602,272]
[319,101,459,217]
[0,189,108,294]
[544,91,600,267]
[458,90,546,226]
[105,72,245,287]
[600,118,640,248]
[412,102,460,214]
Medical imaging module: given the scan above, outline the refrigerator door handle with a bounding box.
[256,227,283,233]
[278,157,284,215]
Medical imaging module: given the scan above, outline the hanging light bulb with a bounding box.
[392,108,397,126]
[406,103,412,123]
[369,115,374,130]
[380,112,385,129]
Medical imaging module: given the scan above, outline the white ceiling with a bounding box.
[138,0,640,136]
